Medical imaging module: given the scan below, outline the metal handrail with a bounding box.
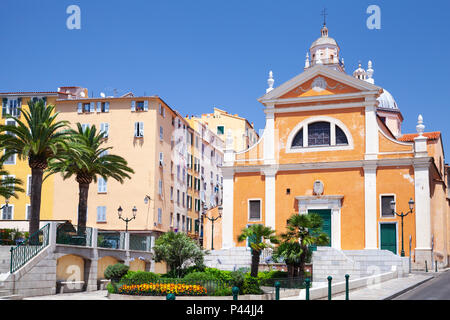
[10,223,50,273]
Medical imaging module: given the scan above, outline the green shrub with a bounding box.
[212,286,233,296]
[203,268,232,282]
[258,270,288,280]
[229,270,246,293]
[183,271,217,282]
[106,282,115,294]
[122,271,160,284]
[104,263,129,281]
[242,276,263,295]
[183,265,206,275]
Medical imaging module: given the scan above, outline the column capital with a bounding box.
[363,162,377,172]
[261,165,278,177]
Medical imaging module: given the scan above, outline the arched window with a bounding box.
[292,129,303,148]
[288,118,351,151]
[308,122,330,146]
[336,126,348,145]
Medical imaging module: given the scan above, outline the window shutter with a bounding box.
[77,102,82,114]
[17,98,22,117]
[131,101,136,112]
[105,102,110,112]
[144,100,149,111]
[90,102,95,113]
[97,102,101,112]
[134,122,138,137]
[139,122,144,137]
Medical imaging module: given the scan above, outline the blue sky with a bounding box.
[1,0,450,159]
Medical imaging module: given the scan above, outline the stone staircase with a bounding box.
[204,247,252,271]
[0,246,22,300]
[312,247,409,283]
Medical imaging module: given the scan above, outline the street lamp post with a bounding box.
[390,198,415,257]
[118,205,137,234]
[203,205,222,251]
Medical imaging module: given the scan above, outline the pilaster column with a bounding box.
[364,163,378,249]
[364,97,379,160]
[264,105,275,165]
[414,160,431,251]
[222,168,235,249]
[262,166,278,232]
[331,207,341,250]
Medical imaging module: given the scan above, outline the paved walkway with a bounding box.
[24,290,109,300]
[283,273,436,300]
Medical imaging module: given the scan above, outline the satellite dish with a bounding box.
[80,92,86,98]
[100,92,106,98]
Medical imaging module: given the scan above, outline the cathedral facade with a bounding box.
[220,24,450,268]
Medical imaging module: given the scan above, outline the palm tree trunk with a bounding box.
[29,167,43,237]
[299,246,308,279]
[287,264,295,279]
[77,183,90,229]
[250,251,260,277]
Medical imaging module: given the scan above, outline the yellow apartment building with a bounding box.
[186,108,258,152]
[0,92,58,225]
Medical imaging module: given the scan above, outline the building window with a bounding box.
[336,126,348,145]
[160,126,164,141]
[292,129,303,148]
[100,123,109,138]
[381,195,395,217]
[2,98,21,118]
[1,205,13,220]
[26,205,31,220]
[158,180,163,196]
[97,206,107,222]
[3,150,15,165]
[249,200,261,221]
[308,122,330,146]
[158,208,162,224]
[81,123,90,132]
[134,122,144,137]
[170,187,174,201]
[26,175,32,196]
[136,101,145,111]
[83,103,91,113]
[98,177,107,193]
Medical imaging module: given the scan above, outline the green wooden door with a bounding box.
[308,209,332,250]
[380,223,397,254]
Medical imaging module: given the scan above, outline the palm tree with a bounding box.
[237,224,279,277]
[276,213,329,279]
[0,100,69,235]
[48,123,134,229]
[0,157,24,200]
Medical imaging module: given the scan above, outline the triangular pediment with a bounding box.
[259,65,381,103]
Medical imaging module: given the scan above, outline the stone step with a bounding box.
[0,295,23,300]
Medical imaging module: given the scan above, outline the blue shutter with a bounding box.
[97,102,101,112]
[131,101,136,112]
[144,100,148,111]
[77,102,82,113]
[90,102,95,113]
[17,98,22,117]
[105,102,110,112]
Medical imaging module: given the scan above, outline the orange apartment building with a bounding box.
[51,87,224,249]
[218,24,450,269]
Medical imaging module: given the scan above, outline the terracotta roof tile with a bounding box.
[398,132,441,142]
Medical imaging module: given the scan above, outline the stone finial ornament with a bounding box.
[266,70,274,93]
[366,60,374,84]
[416,115,425,136]
[305,53,310,69]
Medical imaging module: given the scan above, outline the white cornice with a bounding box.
[265,101,366,114]
[228,157,432,174]
[261,91,378,106]
[258,65,381,103]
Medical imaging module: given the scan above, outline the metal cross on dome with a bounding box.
[321,8,328,26]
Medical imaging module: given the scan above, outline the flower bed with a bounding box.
[117,283,208,296]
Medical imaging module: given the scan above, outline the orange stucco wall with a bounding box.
[233,173,265,247]
[276,107,366,163]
